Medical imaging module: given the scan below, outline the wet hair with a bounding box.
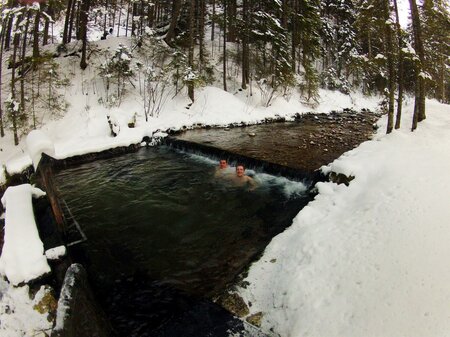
[236,163,245,170]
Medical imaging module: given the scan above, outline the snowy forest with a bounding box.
[0,0,448,146]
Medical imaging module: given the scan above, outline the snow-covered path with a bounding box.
[239,100,450,337]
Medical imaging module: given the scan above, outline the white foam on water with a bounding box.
[184,150,309,198]
[253,172,308,198]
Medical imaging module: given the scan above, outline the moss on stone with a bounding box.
[33,287,57,322]
[217,292,250,318]
[246,312,263,327]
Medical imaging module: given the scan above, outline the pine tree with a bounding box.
[421,0,449,103]
[320,0,358,81]
[295,0,321,101]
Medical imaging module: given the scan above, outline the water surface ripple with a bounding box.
[54,146,311,335]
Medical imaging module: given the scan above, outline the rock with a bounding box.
[33,286,57,322]
[329,171,354,186]
[246,312,263,327]
[248,132,256,137]
[217,292,250,318]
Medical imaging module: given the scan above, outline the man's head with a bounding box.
[236,164,245,177]
[219,159,228,169]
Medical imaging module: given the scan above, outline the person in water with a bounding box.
[219,159,228,170]
[232,164,256,190]
[215,159,231,177]
[215,160,256,189]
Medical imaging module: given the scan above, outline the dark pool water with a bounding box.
[54,146,311,336]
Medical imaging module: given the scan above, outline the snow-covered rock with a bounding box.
[45,246,67,261]
[0,184,50,285]
[26,130,55,170]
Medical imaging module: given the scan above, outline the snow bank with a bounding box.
[0,279,53,336]
[0,184,51,285]
[26,130,55,170]
[239,100,450,337]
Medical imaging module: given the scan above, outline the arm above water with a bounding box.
[246,176,257,191]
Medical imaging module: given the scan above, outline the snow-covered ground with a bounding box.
[0,278,53,337]
[238,99,450,337]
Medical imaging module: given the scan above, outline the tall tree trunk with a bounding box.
[393,0,404,129]
[125,1,130,36]
[384,0,395,134]
[112,0,117,34]
[3,0,15,50]
[117,0,122,36]
[187,0,195,102]
[281,0,288,28]
[131,1,137,36]
[223,0,227,91]
[11,19,21,145]
[227,0,237,42]
[104,0,108,34]
[140,0,145,35]
[80,0,91,70]
[241,0,249,89]
[411,82,419,131]
[148,0,155,28]
[409,0,426,128]
[199,0,205,66]
[32,9,41,59]
[67,0,77,42]
[165,0,183,45]
[20,9,31,116]
[43,8,50,46]
[63,0,73,44]
[291,0,298,73]
[4,15,13,51]
[0,19,5,136]
[75,0,82,39]
[211,0,215,41]
[438,55,445,103]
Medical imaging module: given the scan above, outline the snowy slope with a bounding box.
[238,99,450,337]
